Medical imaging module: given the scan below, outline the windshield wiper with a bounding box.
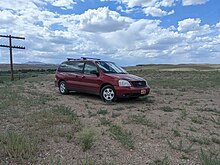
[117,72,127,74]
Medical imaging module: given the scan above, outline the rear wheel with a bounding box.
[59,81,69,94]
[101,85,116,102]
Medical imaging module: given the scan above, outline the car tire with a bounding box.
[101,85,116,102]
[59,81,69,94]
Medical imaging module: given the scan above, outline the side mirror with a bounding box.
[90,70,99,76]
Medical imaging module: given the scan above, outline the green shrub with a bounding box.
[99,117,111,126]
[150,155,170,165]
[109,125,135,149]
[167,139,194,153]
[78,128,96,151]
[97,109,108,115]
[0,131,39,162]
[199,149,220,165]
[161,106,174,112]
[126,115,159,129]
[81,155,96,165]
[172,127,181,137]
[191,116,203,124]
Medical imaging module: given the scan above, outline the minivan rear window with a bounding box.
[58,61,84,73]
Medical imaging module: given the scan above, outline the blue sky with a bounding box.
[0,0,220,65]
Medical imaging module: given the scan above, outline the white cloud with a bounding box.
[113,0,175,17]
[119,0,175,8]
[0,10,17,24]
[182,0,209,6]
[0,0,39,11]
[0,1,219,64]
[216,22,220,29]
[76,7,133,33]
[96,19,183,59]
[116,5,135,13]
[178,18,201,32]
[119,0,153,8]
[159,0,175,7]
[51,0,76,9]
[143,7,174,17]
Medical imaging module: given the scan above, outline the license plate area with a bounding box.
[141,89,146,95]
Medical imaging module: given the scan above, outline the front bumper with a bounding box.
[114,86,150,98]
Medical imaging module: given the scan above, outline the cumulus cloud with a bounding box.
[118,0,151,8]
[116,5,135,13]
[119,0,208,7]
[178,18,202,32]
[113,0,175,17]
[76,7,133,33]
[0,10,17,24]
[0,0,219,64]
[104,0,210,19]
[216,22,220,29]
[51,0,76,9]
[159,0,175,7]
[143,7,174,17]
[103,0,175,8]
[118,0,175,8]
[182,0,209,6]
[0,0,40,14]
[95,18,183,60]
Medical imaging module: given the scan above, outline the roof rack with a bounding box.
[67,58,81,61]
[67,57,101,61]
[81,57,101,60]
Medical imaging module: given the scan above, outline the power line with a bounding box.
[0,35,25,40]
[0,35,25,81]
[0,45,25,49]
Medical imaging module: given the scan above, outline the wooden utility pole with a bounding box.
[0,35,25,81]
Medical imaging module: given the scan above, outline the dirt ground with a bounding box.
[0,66,220,165]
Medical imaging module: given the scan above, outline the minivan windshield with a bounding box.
[96,61,128,74]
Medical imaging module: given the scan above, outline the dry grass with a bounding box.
[0,64,220,164]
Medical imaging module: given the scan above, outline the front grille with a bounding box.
[131,81,146,87]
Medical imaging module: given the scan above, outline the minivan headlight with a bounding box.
[118,80,131,87]
[145,80,149,87]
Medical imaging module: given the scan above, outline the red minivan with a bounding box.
[55,57,150,102]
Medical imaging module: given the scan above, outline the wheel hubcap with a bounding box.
[60,83,65,93]
[103,88,114,101]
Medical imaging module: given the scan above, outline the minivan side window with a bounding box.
[58,62,69,72]
[58,61,84,73]
[84,62,98,74]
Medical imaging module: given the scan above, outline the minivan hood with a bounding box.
[105,73,145,81]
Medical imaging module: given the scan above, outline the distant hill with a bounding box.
[23,61,45,65]
[0,64,58,71]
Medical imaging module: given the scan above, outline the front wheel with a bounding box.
[59,81,69,94]
[101,85,116,102]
